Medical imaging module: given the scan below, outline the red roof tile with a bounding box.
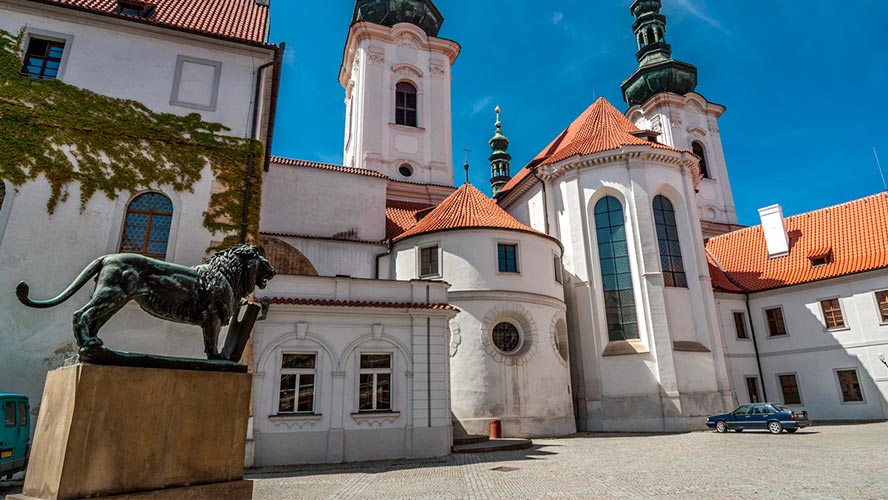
[29,0,270,44]
[259,297,459,311]
[394,183,544,241]
[386,199,435,240]
[271,156,389,179]
[498,97,682,201]
[706,193,888,292]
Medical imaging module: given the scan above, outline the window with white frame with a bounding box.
[764,306,787,337]
[358,353,392,412]
[277,353,316,414]
[836,369,864,403]
[419,245,439,278]
[497,243,519,273]
[21,36,66,80]
[875,290,888,323]
[554,256,563,284]
[778,373,802,405]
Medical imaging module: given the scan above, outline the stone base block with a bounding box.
[7,480,252,500]
[19,364,251,500]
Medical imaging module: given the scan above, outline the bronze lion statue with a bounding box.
[16,244,275,361]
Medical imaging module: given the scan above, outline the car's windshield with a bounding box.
[772,404,791,412]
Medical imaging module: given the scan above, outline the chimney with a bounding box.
[758,204,790,258]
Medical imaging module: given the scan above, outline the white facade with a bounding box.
[252,275,456,465]
[627,92,740,237]
[0,0,275,411]
[717,270,888,421]
[340,21,459,186]
[391,228,575,437]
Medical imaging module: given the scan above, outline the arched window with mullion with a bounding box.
[594,196,639,342]
[119,192,173,260]
[653,195,687,288]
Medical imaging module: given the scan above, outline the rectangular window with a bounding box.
[820,299,845,330]
[778,373,802,405]
[745,377,760,403]
[17,402,26,427]
[554,257,563,284]
[836,369,863,403]
[21,37,65,80]
[875,290,888,323]
[278,353,316,414]
[3,401,14,427]
[359,354,392,412]
[498,243,519,273]
[419,245,439,277]
[765,307,787,337]
[733,312,749,340]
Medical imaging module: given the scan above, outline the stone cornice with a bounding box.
[626,91,726,120]
[535,146,702,188]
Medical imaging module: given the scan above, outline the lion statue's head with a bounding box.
[208,244,276,298]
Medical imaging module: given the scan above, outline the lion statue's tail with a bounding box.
[16,257,105,309]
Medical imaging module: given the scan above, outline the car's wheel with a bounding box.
[768,421,783,434]
[785,428,798,433]
[715,420,728,433]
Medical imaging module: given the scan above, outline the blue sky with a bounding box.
[268,1,888,226]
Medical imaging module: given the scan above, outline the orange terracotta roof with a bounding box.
[28,0,270,44]
[271,156,389,179]
[259,297,459,311]
[706,192,888,292]
[498,97,682,201]
[385,200,435,240]
[394,183,544,241]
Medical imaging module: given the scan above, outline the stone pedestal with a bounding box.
[7,364,252,500]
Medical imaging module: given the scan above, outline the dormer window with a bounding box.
[808,247,832,267]
[116,1,156,18]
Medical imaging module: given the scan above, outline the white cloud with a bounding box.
[551,11,564,25]
[470,96,492,117]
[672,0,731,36]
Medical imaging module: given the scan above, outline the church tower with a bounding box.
[621,0,740,237]
[340,0,460,186]
[488,106,512,196]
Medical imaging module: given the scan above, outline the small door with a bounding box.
[748,404,769,429]
[14,401,29,462]
[1,400,15,463]
[745,377,761,404]
[730,404,752,429]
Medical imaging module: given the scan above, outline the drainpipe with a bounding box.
[374,240,393,279]
[240,43,284,243]
[706,249,767,401]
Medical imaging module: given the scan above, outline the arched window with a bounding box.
[653,195,687,288]
[692,141,709,178]
[119,192,173,260]
[395,82,417,127]
[646,27,655,46]
[594,196,639,342]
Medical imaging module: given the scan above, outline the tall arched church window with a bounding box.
[594,196,639,342]
[395,82,418,127]
[119,192,173,260]
[652,195,687,288]
[692,141,709,178]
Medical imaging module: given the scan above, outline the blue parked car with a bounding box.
[0,394,30,480]
[706,403,810,434]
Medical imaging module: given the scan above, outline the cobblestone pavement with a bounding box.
[248,422,888,500]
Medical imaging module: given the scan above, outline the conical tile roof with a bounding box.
[394,183,542,241]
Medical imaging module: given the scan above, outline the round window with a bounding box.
[492,322,521,354]
[399,164,413,177]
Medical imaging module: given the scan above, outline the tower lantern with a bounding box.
[488,106,512,196]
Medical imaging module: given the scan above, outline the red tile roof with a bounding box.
[498,97,683,201]
[706,192,888,292]
[271,156,389,179]
[259,297,459,311]
[386,199,435,240]
[29,0,270,44]
[394,183,545,242]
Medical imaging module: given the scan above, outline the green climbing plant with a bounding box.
[0,27,262,248]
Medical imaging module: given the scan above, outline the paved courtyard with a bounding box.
[248,423,888,500]
[3,422,887,499]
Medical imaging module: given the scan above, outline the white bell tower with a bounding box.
[339,0,460,187]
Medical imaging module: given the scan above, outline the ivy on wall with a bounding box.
[0,28,262,248]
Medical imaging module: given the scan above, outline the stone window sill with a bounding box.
[602,340,649,356]
[269,413,322,422]
[351,411,400,418]
[673,341,711,353]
